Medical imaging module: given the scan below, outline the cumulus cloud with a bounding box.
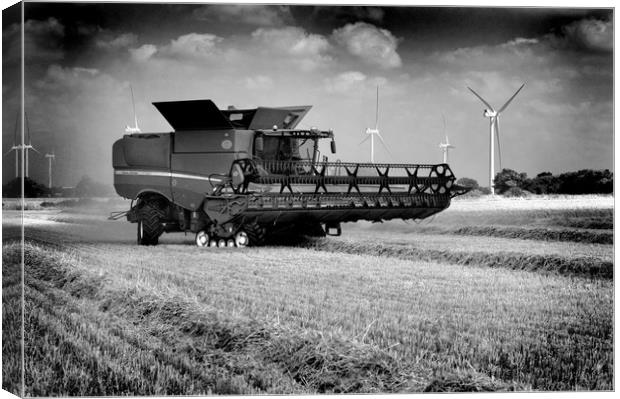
[251,27,332,70]
[561,18,613,52]
[166,33,223,58]
[502,37,539,47]
[193,4,293,26]
[96,32,138,49]
[129,44,158,62]
[332,22,401,69]
[324,71,367,93]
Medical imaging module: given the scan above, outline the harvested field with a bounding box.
[1,195,614,395]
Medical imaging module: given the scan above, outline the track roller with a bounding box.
[234,231,249,248]
[195,230,210,247]
[217,239,227,248]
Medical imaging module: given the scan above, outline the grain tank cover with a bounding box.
[222,106,312,130]
[153,99,234,131]
[153,99,312,132]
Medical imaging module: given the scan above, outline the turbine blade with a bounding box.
[376,132,394,158]
[375,85,379,129]
[442,113,446,136]
[31,146,41,155]
[359,135,371,145]
[498,83,525,113]
[4,148,14,157]
[494,118,502,170]
[467,87,495,112]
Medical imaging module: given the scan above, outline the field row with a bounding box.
[4,241,512,395]
[3,235,613,394]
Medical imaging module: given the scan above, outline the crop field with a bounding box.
[1,195,614,395]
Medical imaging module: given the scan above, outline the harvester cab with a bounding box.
[112,98,468,247]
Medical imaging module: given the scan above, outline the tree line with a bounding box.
[2,175,113,198]
[458,168,613,196]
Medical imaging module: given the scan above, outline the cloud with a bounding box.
[251,27,332,70]
[502,37,539,47]
[193,4,293,26]
[164,33,223,59]
[561,18,613,52]
[332,22,401,69]
[129,44,158,62]
[3,18,65,64]
[309,6,385,25]
[245,75,274,90]
[96,33,138,49]
[324,71,367,93]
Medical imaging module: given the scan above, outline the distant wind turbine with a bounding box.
[438,114,455,164]
[468,83,525,195]
[4,114,21,178]
[125,85,142,134]
[22,113,40,178]
[359,85,392,163]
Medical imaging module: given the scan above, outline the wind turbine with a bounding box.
[359,85,391,163]
[438,114,455,164]
[4,114,21,178]
[23,113,40,178]
[125,85,142,134]
[45,150,55,189]
[468,83,525,195]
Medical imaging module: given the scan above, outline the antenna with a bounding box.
[468,83,525,195]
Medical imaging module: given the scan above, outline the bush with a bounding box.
[502,187,532,198]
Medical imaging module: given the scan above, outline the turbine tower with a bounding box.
[438,114,455,164]
[360,85,391,163]
[45,150,55,189]
[439,137,455,164]
[468,83,525,195]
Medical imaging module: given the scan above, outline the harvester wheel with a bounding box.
[195,230,210,247]
[244,222,266,246]
[137,202,166,246]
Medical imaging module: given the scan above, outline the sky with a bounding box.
[1,1,614,188]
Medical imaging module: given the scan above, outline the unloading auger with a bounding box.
[111,99,468,246]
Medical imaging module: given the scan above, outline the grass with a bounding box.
[3,235,613,394]
[302,238,613,279]
[2,195,614,394]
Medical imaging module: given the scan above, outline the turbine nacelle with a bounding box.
[365,128,379,135]
[483,109,497,118]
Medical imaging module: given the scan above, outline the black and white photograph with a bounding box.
[1,0,615,396]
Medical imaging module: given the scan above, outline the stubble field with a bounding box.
[1,195,614,395]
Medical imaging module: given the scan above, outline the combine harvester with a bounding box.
[112,99,468,247]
